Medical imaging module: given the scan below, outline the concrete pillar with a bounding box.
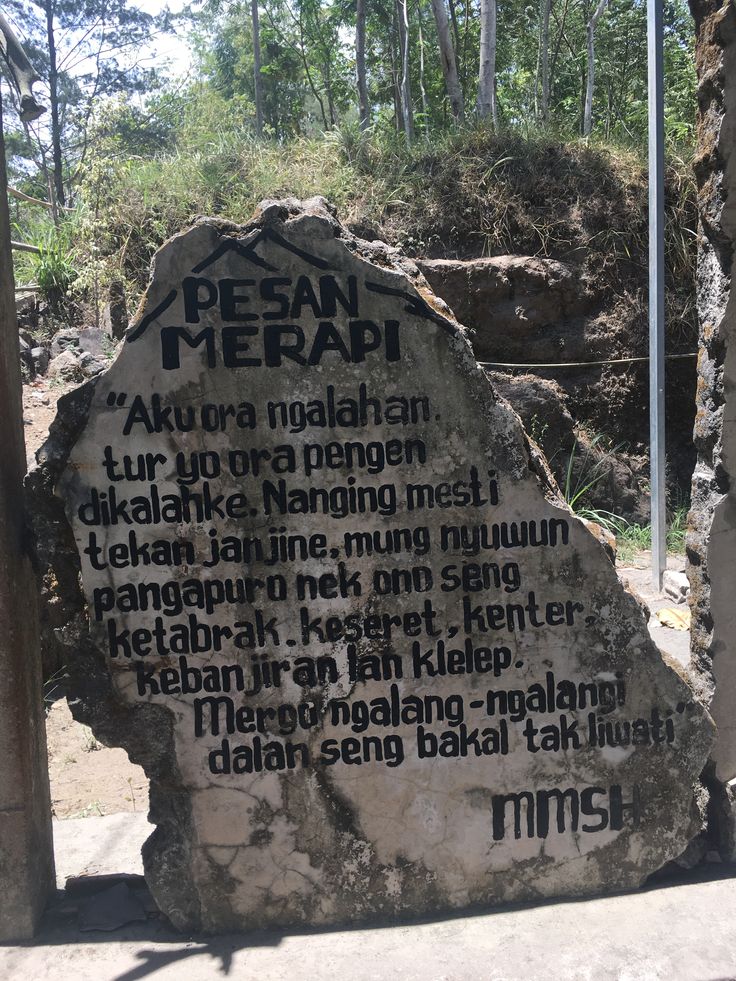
[0,91,55,940]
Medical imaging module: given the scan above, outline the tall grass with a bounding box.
[12,211,81,306]
[70,118,694,306]
[614,506,689,564]
[559,435,690,563]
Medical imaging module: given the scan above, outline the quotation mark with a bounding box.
[106,391,128,407]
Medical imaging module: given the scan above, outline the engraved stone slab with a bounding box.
[53,198,713,931]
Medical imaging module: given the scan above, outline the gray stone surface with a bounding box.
[48,350,83,383]
[663,571,689,605]
[31,346,49,375]
[50,328,80,358]
[52,814,148,887]
[77,351,106,378]
[617,560,693,672]
[2,818,736,981]
[78,327,106,358]
[689,0,736,809]
[36,198,713,933]
[5,812,733,979]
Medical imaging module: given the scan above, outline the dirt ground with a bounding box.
[21,376,150,819]
[22,377,72,470]
[46,697,149,819]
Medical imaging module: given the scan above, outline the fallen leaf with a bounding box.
[656,607,691,631]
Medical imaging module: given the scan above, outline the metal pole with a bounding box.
[648,0,666,590]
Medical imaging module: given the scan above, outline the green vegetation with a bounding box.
[2,0,698,312]
[9,123,697,325]
[560,433,690,562]
[2,0,700,542]
[26,224,78,306]
[3,0,696,208]
[615,507,689,561]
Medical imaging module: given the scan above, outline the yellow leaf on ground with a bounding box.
[655,607,691,631]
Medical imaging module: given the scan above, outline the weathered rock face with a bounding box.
[688,0,736,854]
[417,256,698,504]
[35,198,713,932]
[487,373,649,524]
[416,256,589,365]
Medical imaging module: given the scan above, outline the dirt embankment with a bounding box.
[89,134,697,509]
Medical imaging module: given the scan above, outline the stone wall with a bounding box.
[689,0,736,856]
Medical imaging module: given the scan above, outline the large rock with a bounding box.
[78,351,107,378]
[47,350,83,383]
[488,373,648,523]
[50,328,81,359]
[31,347,49,375]
[488,372,576,450]
[78,327,107,359]
[32,198,713,933]
[416,256,592,364]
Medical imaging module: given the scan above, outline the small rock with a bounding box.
[79,327,107,359]
[31,347,49,375]
[50,328,81,358]
[663,570,689,604]
[30,390,50,406]
[78,351,107,378]
[19,329,35,348]
[48,350,83,383]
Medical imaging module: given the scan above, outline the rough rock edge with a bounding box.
[688,0,736,859]
[26,383,201,929]
[27,197,714,927]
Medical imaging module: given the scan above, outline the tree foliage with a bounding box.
[1,0,166,200]
[192,0,694,143]
[1,0,697,206]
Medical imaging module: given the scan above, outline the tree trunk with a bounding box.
[540,0,551,122]
[549,0,571,104]
[251,0,264,137]
[390,6,401,132]
[418,10,429,128]
[397,0,413,143]
[583,0,609,137]
[323,57,336,127]
[476,0,497,128]
[44,0,64,205]
[430,0,464,120]
[356,0,370,129]
[447,0,461,57]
